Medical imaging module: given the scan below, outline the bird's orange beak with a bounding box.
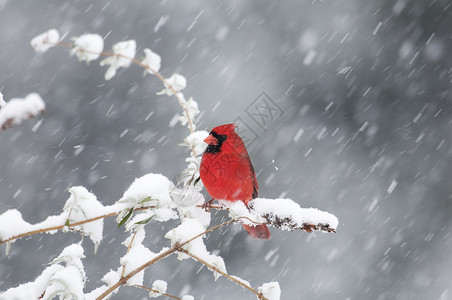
[204,135,218,145]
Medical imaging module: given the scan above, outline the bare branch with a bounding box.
[0,206,155,245]
[176,248,267,300]
[0,93,46,132]
[96,220,234,300]
[133,284,181,300]
[49,41,197,155]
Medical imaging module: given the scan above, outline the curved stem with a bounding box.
[96,220,234,300]
[177,248,266,300]
[133,284,181,300]
[52,41,196,155]
[0,206,155,245]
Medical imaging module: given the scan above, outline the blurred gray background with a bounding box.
[0,1,451,299]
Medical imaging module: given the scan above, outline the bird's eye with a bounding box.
[218,134,227,143]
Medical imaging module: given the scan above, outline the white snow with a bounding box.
[165,218,227,280]
[178,97,199,129]
[30,29,60,52]
[154,15,170,33]
[117,173,175,208]
[0,264,63,299]
[258,282,281,300]
[157,74,187,96]
[149,280,167,297]
[0,93,45,130]
[181,296,194,300]
[293,128,304,142]
[120,236,157,285]
[222,198,338,232]
[71,33,104,63]
[115,173,176,228]
[142,48,162,74]
[0,91,5,109]
[179,156,203,186]
[303,49,317,65]
[100,40,137,80]
[64,187,105,245]
[183,130,209,155]
[387,180,398,195]
[230,275,251,287]
[1,244,85,300]
[372,21,383,35]
[84,269,121,300]
[0,209,67,245]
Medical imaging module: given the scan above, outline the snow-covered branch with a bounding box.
[222,198,338,234]
[0,93,45,131]
[30,29,199,154]
[0,28,340,300]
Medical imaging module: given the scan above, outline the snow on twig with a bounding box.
[30,29,198,149]
[1,244,85,299]
[224,198,338,233]
[0,93,45,131]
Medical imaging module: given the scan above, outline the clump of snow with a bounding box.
[224,200,267,227]
[44,244,86,300]
[221,198,338,233]
[178,96,199,130]
[0,264,62,299]
[149,280,167,298]
[64,186,105,246]
[230,275,251,287]
[84,269,121,300]
[100,40,136,80]
[157,74,187,96]
[31,29,60,52]
[0,209,66,250]
[117,173,174,209]
[101,270,121,287]
[0,91,5,109]
[179,156,203,186]
[1,244,85,300]
[181,295,194,300]
[115,173,176,226]
[253,198,338,231]
[258,282,281,300]
[71,33,104,63]
[115,173,176,227]
[142,48,161,75]
[183,130,208,155]
[165,218,226,280]
[126,208,178,232]
[0,93,45,130]
[172,186,210,228]
[120,228,158,286]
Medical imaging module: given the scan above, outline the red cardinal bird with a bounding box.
[200,124,270,240]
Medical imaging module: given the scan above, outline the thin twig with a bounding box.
[121,230,138,278]
[96,220,234,300]
[1,201,335,246]
[0,206,155,245]
[133,284,181,300]
[51,41,197,155]
[176,248,266,300]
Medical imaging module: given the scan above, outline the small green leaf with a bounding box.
[117,208,134,228]
[141,196,153,203]
[134,215,154,225]
[194,176,201,186]
[64,219,71,227]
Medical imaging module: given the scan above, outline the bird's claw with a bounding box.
[202,198,215,212]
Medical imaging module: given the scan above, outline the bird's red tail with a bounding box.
[242,223,270,240]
